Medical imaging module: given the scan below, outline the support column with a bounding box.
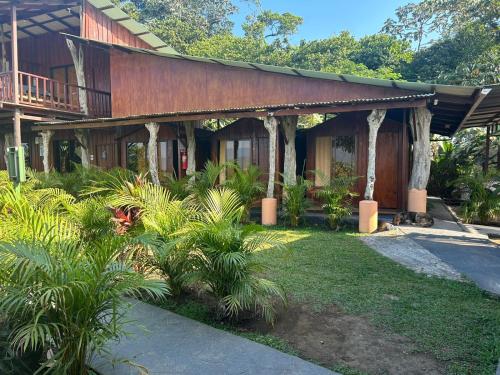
[145,122,160,185]
[40,130,54,175]
[3,132,13,167]
[483,125,491,173]
[184,121,197,181]
[74,129,91,168]
[359,109,386,233]
[66,39,88,115]
[408,107,432,213]
[281,115,298,186]
[11,5,21,148]
[262,116,278,225]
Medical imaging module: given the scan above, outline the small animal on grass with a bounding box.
[392,212,434,227]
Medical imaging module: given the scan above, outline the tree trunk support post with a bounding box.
[359,109,386,233]
[74,129,91,169]
[66,38,88,115]
[408,107,432,213]
[146,122,160,185]
[262,116,278,225]
[40,130,54,175]
[483,125,491,174]
[184,121,197,182]
[281,115,298,187]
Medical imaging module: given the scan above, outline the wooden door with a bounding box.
[257,137,269,182]
[373,130,399,209]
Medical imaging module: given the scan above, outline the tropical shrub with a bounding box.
[315,175,358,230]
[163,173,190,199]
[455,169,500,224]
[428,141,461,198]
[0,183,168,374]
[224,164,265,222]
[182,188,286,323]
[281,176,312,227]
[188,160,225,202]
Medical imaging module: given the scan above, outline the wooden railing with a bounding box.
[0,71,111,118]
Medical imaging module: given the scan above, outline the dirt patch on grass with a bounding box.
[240,302,446,375]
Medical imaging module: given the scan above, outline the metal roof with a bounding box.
[35,93,435,129]
[0,0,176,54]
[85,0,177,54]
[63,33,480,98]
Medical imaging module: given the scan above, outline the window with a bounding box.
[159,141,168,172]
[332,136,356,177]
[126,142,147,173]
[225,139,251,169]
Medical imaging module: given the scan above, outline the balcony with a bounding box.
[0,71,111,118]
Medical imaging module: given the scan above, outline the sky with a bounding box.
[231,0,409,44]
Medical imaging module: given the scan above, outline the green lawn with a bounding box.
[160,227,500,374]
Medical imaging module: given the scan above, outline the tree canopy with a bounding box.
[115,0,499,84]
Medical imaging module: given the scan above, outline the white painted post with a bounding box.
[40,130,54,174]
[408,107,433,212]
[184,121,197,181]
[146,122,160,185]
[263,116,278,198]
[281,115,298,187]
[66,39,88,115]
[364,109,386,200]
[74,129,91,168]
[359,109,386,233]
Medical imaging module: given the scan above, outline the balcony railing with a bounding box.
[0,71,111,118]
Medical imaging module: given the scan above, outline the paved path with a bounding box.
[364,197,500,296]
[93,300,337,375]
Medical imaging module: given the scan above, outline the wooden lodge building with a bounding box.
[0,0,499,212]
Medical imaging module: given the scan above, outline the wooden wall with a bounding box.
[82,1,152,49]
[210,118,283,184]
[306,111,409,210]
[110,51,419,118]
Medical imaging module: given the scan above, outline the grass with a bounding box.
[156,227,500,374]
[258,228,500,375]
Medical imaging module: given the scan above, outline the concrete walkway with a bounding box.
[93,300,337,375]
[363,197,500,296]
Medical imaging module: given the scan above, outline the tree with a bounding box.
[243,10,303,47]
[116,0,252,53]
[352,34,413,73]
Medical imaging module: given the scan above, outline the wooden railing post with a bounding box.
[11,4,21,148]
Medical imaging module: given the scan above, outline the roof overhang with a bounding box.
[32,94,433,131]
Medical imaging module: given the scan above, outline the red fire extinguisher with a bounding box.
[180,150,188,170]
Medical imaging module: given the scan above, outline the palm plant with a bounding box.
[281,176,312,227]
[188,160,224,202]
[315,174,358,230]
[455,169,500,224]
[182,188,286,323]
[163,173,190,199]
[0,234,167,375]
[224,164,265,222]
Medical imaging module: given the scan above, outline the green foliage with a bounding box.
[315,174,358,230]
[0,182,168,374]
[455,169,500,224]
[189,160,225,202]
[281,176,312,227]
[428,141,460,198]
[224,164,265,222]
[163,173,190,199]
[182,188,286,323]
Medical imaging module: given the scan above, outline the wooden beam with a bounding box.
[31,99,429,131]
[454,88,492,135]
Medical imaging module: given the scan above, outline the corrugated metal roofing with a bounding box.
[63,34,480,98]
[37,93,435,127]
[86,0,177,54]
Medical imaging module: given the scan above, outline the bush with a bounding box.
[182,188,286,323]
[454,168,500,224]
[0,187,168,374]
[224,164,265,222]
[315,175,358,230]
[281,176,312,227]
